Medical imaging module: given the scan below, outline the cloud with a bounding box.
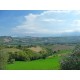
[42,18,64,22]
[74,10,80,15]
[13,11,64,35]
[71,20,80,31]
[13,10,80,36]
[73,20,80,26]
[41,10,71,16]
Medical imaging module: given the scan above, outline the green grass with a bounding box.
[7,49,72,70]
[7,57,60,70]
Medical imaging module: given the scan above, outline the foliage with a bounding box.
[0,51,9,70]
[9,59,15,64]
[61,45,80,70]
[8,51,30,61]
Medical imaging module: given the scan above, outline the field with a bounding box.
[28,46,43,52]
[43,44,74,51]
[7,57,60,70]
[7,49,72,70]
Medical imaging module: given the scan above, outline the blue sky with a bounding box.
[0,10,80,37]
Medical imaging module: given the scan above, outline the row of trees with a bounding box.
[8,48,54,61]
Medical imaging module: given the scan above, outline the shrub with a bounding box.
[8,51,30,61]
[61,45,80,70]
[0,51,9,70]
[13,51,30,61]
[9,59,15,64]
[54,51,57,53]
[61,55,80,70]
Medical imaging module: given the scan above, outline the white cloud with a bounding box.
[74,10,80,15]
[24,13,38,22]
[13,10,80,36]
[74,20,80,26]
[64,30,75,33]
[13,11,65,35]
[71,20,80,27]
[41,10,71,16]
[42,18,64,22]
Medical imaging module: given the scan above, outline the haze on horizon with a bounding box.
[0,10,80,37]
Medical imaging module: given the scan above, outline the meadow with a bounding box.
[7,49,72,70]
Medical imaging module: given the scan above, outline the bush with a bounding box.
[9,59,15,64]
[61,55,80,70]
[13,51,30,61]
[61,45,80,70]
[8,51,30,61]
[0,51,9,70]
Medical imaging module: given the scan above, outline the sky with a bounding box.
[1,10,80,37]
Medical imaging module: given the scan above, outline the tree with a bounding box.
[9,59,15,64]
[60,45,80,70]
[0,51,9,70]
[10,51,30,61]
[17,45,22,49]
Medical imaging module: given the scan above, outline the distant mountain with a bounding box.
[0,36,12,43]
[0,35,80,45]
[60,31,80,37]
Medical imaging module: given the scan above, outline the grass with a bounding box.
[7,49,72,70]
[7,57,60,70]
